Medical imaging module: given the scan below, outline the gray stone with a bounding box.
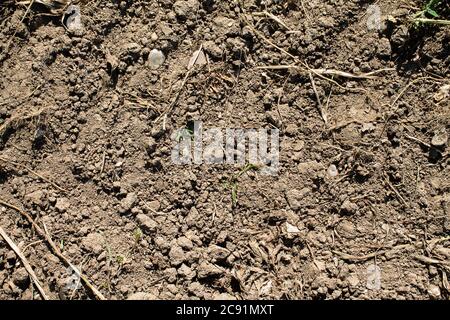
[431,129,448,148]
[327,164,338,177]
[65,5,83,32]
[148,49,165,69]
[188,49,208,70]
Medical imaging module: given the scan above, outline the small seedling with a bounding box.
[412,0,450,26]
[133,228,143,245]
[223,163,260,208]
[422,0,443,18]
[116,254,125,266]
[176,120,195,142]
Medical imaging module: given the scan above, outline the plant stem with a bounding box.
[413,18,450,25]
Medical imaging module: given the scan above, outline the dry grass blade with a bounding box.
[256,65,394,80]
[404,134,431,149]
[253,11,292,31]
[0,225,50,300]
[383,173,408,206]
[414,255,450,267]
[311,68,395,79]
[413,18,450,25]
[15,0,69,11]
[309,72,327,124]
[154,45,203,123]
[0,199,106,300]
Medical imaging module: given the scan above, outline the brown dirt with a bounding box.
[0,0,449,300]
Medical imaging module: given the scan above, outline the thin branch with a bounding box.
[0,225,50,300]
[0,199,106,300]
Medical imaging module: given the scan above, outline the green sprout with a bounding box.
[412,0,450,26]
[223,163,260,208]
[175,128,194,142]
[133,228,143,244]
[116,254,125,266]
[176,121,195,142]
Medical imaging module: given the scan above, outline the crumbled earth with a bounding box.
[0,0,449,300]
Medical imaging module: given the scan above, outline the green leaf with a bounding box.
[231,183,238,207]
[426,8,439,18]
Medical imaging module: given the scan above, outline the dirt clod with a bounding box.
[82,233,104,255]
[136,214,158,234]
[341,200,358,215]
[127,292,157,300]
[119,192,138,214]
[12,267,29,289]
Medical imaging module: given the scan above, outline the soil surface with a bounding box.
[0,0,449,300]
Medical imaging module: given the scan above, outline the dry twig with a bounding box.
[383,173,408,207]
[309,71,327,124]
[0,225,50,300]
[0,199,106,300]
[253,11,292,31]
[154,46,204,123]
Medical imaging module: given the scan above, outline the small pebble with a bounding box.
[328,164,338,177]
[341,200,358,215]
[136,214,158,234]
[188,48,207,69]
[427,284,441,299]
[65,5,83,32]
[149,49,165,69]
[431,129,448,148]
[286,222,300,234]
